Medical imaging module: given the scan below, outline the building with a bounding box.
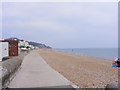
[0,40,18,61]
[19,40,25,47]
[19,40,35,50]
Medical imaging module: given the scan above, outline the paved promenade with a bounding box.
[8,50,75,88]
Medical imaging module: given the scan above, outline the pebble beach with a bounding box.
[38,49,118,88]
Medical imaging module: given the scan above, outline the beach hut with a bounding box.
[0,40,18,61]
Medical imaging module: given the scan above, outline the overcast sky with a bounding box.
[2,2,118,48]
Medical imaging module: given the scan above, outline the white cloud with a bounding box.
[2,2,118,48]
[3,2,117,25]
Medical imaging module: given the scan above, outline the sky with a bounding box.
[1,2,118,48]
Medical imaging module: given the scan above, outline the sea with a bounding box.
[54,48,118,60]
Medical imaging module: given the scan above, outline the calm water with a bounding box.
[54,48,118,60]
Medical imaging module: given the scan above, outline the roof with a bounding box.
[0,40,18,42]
[0,38,4,40]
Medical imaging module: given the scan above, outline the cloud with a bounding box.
[3,2,117,27]
[2,2,118,48]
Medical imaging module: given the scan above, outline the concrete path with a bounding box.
[8,50,75,88]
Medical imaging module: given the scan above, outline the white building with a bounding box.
[19,40,35,50]
[19,40,25,47]
[0,42,9,61]
[25,42,29,47]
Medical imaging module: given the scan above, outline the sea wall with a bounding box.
[0,51,28,89]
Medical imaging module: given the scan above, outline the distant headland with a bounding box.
[4,37,52,49]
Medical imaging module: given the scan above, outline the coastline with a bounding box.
[54,49,114,61]
[38,49,118,88]
[54,48,117,60]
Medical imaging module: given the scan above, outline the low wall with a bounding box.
[0,51,28,89]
